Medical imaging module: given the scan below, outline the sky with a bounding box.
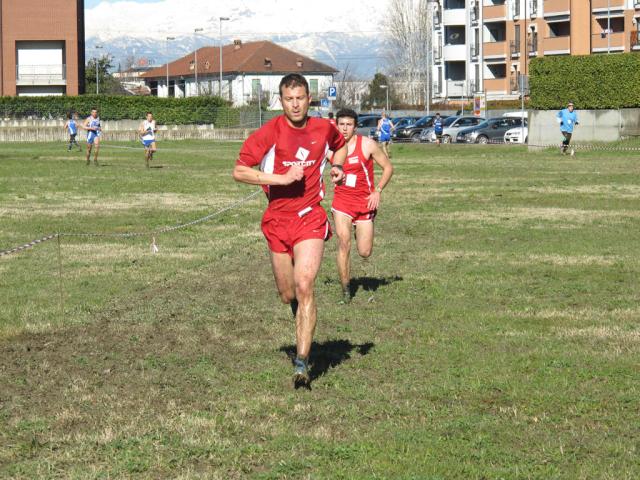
[84,0,385,42]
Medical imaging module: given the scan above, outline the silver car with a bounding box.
[425,116,485,143]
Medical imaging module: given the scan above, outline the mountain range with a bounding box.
[85,0,391,79]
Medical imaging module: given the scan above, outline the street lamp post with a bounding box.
[607,0,611,54]
[166,36,175,98]
[380,85,389,113]
[193,27,203,96]
[95,44,103,94]
[219,17,230,98]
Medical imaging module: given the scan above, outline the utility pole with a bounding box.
[193,27,203,96]
[166,36,175,98]
[95,44,102,94]
[219,17,230,98]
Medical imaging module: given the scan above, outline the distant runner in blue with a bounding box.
[556,101,579,156]
[63,112,81,152]
[433,112,444,146]
[138,111,158,168]
[83,108,102,166]
[376,112,395,157]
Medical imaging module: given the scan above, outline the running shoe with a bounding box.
[293,357,310,387]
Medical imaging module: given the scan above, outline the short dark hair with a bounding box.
[328,112,334,119]
[279,73,309,96]
[336,108,358,124]
[146,111,153,115]
[91,107,98,112]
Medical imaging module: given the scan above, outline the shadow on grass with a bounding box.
[279,340,375,386]
[350,275,403,296]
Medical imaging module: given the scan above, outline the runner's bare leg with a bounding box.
[292,238,324,359]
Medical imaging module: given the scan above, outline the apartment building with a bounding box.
[432,0,640,101]
[0,0,85,96]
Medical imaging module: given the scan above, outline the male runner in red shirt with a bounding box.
[332,108,393,303]
[233,74,347,387]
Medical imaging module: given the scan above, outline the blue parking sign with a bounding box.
[328,86,337,100]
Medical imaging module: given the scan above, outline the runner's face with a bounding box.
[147,113,153,121]
[337,117,356,142]
[91,110,97,118]
[280,85,310,126]
[568,105,574,112]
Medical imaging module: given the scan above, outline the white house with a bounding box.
[142,40,338,108]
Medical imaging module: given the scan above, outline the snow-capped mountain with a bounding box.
[86,0,390,78]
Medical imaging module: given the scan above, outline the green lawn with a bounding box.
[1,140,639,479]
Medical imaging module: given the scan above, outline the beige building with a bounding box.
[0,0,85,96]
[433,0,640,101]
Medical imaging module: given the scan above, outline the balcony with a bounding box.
[434,45,443,61]
[443,44,467,61]
[592,0,624,8]
[443,8,466,25]
[632,30,640,50]
[527,35,540,55]
[434,11,442,28]
[510,76,519,92]
[484,78,508,93]
[470,4,479,23]
[16,64,66,86]
[446,80,466,97]
[483,3,507,20]
[543,0,570,15]
[510,40,521,57]
[543,36,570,54]
[483,41,508,58]
[512,0,521,18]
[592,32,625,52]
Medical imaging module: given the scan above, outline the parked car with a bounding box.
[356,115,381,137]
[369,116,420,140]
[504,125,528,144]
[456,117,525,144]
[393,115,435,142]
[419,116,457,143]
[423,116,485,143]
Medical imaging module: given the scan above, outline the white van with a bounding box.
[502,111,528,119]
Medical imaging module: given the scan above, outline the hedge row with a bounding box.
[0,95,250,126]
[529,53,640,110]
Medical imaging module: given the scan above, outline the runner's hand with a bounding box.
[367,191,381,211]
[330,166,344,185]
[283,164,304,184]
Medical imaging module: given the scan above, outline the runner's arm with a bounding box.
[330,144,347,185]
[232,164,303,186]
[363,137,393,210]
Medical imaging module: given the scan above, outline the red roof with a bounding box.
[143,40,337,79]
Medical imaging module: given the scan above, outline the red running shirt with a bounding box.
[237,115,345,213]
[333,135,374,203]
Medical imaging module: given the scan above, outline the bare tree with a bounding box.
[385,0,433,107]
[334,63,366,110]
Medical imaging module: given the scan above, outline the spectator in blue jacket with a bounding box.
[556,101,579,155]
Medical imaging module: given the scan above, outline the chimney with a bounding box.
[264,57,272,68]
[234,39,242,50]
[296,58,303,68]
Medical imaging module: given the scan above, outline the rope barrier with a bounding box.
[0,189,262,258]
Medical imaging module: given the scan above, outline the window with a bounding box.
[251,79,261,98]
[309,79,318,98]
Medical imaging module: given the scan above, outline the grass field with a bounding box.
[1,140,639,479]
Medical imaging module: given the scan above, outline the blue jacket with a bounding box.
[557,108,578,133]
